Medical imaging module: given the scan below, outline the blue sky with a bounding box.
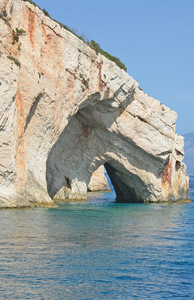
[34,0,194,135]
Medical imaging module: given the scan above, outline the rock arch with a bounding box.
[46,89,189,203]
[0,0,190,207]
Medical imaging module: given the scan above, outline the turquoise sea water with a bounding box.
[0,178,194,299]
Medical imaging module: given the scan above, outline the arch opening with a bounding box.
[46,92,155,203]
[104,162,141,203]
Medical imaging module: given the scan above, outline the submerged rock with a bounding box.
[0,0,190,207]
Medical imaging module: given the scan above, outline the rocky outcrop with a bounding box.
[0,0,190,208]
[88,166,111,192]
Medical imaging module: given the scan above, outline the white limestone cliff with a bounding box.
[0,0,190,207]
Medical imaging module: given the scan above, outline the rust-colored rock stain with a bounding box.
[28,9,35,46]
[98,61,104,91]
[41,24,47,40]
[103,88,110,100]
[15,85,26,192]
[119,109,128,119]
[82,124,92,139]
[161,159,173,192]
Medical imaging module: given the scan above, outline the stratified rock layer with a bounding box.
[0,0,190,207]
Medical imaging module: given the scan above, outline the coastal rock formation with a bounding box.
[0,0,190,207]
[88,166,111,192]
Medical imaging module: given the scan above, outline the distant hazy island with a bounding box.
[184,132,194,176]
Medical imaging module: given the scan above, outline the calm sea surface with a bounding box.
[0,178,194,299]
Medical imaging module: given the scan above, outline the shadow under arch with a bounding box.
[104,162,142,203]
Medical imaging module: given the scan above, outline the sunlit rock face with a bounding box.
[88,166,110,192]
[0,0,190,207]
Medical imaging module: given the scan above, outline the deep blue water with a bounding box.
[0,178,194,299]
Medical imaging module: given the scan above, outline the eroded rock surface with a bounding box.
[0,0,190,207]
[88,166,110,192]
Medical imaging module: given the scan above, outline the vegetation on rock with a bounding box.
[90,40,127,71]
[21,0,127,71]
[7,55,21,67]
[12,28,26,44]
[22,0,37,7]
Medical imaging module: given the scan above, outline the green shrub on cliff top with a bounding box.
[90,40,127,71]
[21,0,127,71]
[22,0,37,7]
[42,9,51,18]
